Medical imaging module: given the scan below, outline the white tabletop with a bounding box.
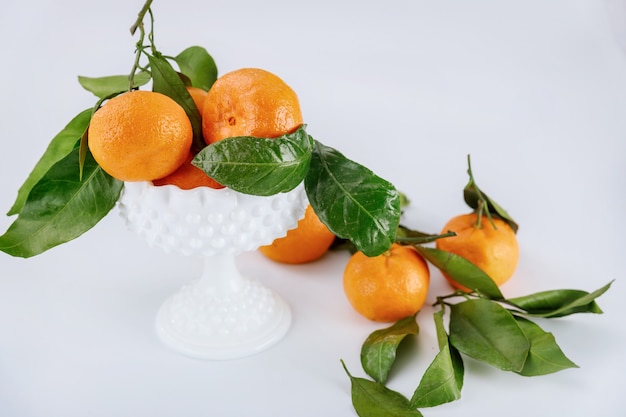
[1,0,625,416]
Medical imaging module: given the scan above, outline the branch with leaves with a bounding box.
[340,156,613,416]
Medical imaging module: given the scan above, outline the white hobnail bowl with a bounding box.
[118,181,308,360]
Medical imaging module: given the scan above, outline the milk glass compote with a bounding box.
[118,181,308,360]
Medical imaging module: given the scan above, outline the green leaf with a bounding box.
[413,246,503,300]
[148,53,204,151]
[506,281,612,318]
[449,299,530,372]
[463,155,519,233]
[305,140,401,257]
[513,316,578,376]
[329,236,358,254]
[410,309,464,408]
[341,361,423,417]
[410,343,464,408]
[192,125,312,195]
[7,109,92,216]
[361,315,419,384]
[78,72,150,98]
[0,148,123,258]
[175,46,218,91]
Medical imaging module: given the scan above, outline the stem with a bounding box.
[475,199,484,228]
[395,230,457,245]
[127,1,157,91]
[130,0,154,35]
[466,154,496,229]
[433,290,473,307]
[147,8,157,51]
[128,27,146,91]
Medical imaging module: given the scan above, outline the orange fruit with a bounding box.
[187,86,207,113]
[88,90,192,181]
[259,205,335,264]
[343,244,430,322]
[152,151,224,190]
[202,68,303,144]
[435,213,519,290]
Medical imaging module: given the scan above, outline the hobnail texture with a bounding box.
[118,182,308,257]
[118,181,308,360]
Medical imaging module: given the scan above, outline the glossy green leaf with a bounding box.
[193,125,312,195]
[413,246,503,300]
[449,299,529,372]
[463,155,519,233]
[305,140,401,257]
[175,46,218,91]
[0,148,123,258]
[78,72,150,98]
[410,309,464,408]
[361,315,419,384]
[506,281,612,318]
[148,53,204,151]
[513,316,578,376]
[341,361,423,417]
[410,344,463,408]
[7,109,92,216]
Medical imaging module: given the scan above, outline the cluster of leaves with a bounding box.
[0,41,217,258]
[340,158,613,416]
[0,4,402,259]
[343,270,612,416]
[193,127,401,257]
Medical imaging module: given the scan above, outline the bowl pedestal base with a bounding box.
[155,254,291,360]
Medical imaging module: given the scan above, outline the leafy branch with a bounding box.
[342,156,613,414]
[463,154,518,233]
[343,279,612,415]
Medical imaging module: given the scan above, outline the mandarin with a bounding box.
[343,244,430,322]
[202,68,302,144]
[259,204,335,264]
[88,90,192,182]
[436,213,519,290]
[186,86,207,114]
[152,151,224,190]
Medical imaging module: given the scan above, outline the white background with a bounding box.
[1,0,625,416]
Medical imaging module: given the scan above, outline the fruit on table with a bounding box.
[88,90,192,182]
[343,243,430,322]
[436,212,519,291]
[202,67,303,143]
[259,204,335,264]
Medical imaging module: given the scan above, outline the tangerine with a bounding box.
[435,213,519,290]
[259,204,335,264]
[343,244,430,322]
[201,68,303,144]
[152,151,224,190]
[88,90,192,182]
[187,86,207,114]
